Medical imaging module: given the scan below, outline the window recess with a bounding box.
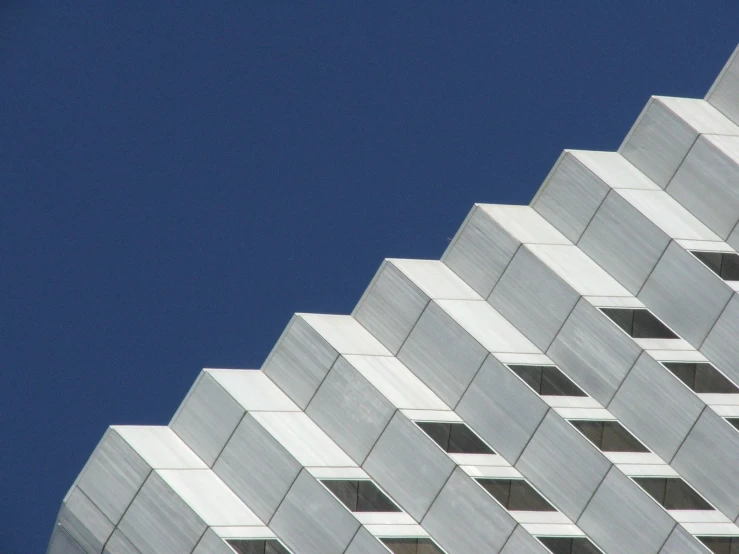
[508,365,587,397]
[415,421,494,454]
[599,308,678,339]
[476,478,556,511]
[320,479,400,512]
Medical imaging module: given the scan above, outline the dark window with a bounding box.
[570,420,649,453]
[321,480,400,512]
[538,536,602,554]
[600,308,678,339]
[415,422,494,454]
[698,536,739,554]
[726,418,739,431]
[476,479,555,511]
[508,365,587,397]
[633,477,713,510]
[662,362,739,394]
[227,540,292,554]
[380,538,445,554]
[691,251,739,281]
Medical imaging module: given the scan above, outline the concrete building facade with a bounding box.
[48,45,739,554]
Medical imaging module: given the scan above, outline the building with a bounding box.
[48,45,739,554]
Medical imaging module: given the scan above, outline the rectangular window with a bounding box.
[538,537,602,554]
[507,365,587,397]
[321,480,400,512]
[569,420,649,453]
[415,421,494,454]
[661,362,739,394]
[691,250,739,281]
[476,478,556,511]
[227,540,292,554]
[599,308,678,339]
[380,538,445,554]
[632,477,713,510]
[698,536,739,553]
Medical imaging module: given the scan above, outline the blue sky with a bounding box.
[1,3,737,553]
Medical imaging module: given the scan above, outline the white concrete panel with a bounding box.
[572,149,661,190]
[449,453,503,466]
[252,412,356,467]
[390,259,480,300]
[617,188,722,240]
[553,407,613,419]
[353,512,416,525]
[638,241,733,346]
[436,299,539,354]
[478,204,571,245]
[400,409,462,422]
[510,512,573,525]
[270,470,360,554]
[578,191,670,295]
[677,239,735,252]
[547,299,642,405]
[306,356,396,464]
[659,96,739,133]
[211,526,275,538]
[520,523,584,536]
[75,429,150,525]
[461,466,521,479]
[495,352,553,365]
[113,426,207,469]
[707,44,739,123]
[57,487,115,554]
[672,408,739,520]
[421,467,517,554]
[301,314,391,356]
[442,204,521,298]
[659,525,712,554]
[397,301,489,407]
[353,261,429,355]
[344,355,449,410]
[364,524,428,537]
[306,467,369,479]
[584,296,644,308]
[213,413,302,522]
[701,295,739,385]
[608,452,665,465]
[577,466,676,554]
[545,397,604,409]
[681,522,739,535]
[648,350,708,362]
[363,412,456,521]
[489,245,580,351]
[118,472,206,554]
[516,411,611,520]
[531,151,610,243]
[157,470,262,527]
[456,356,549,461]
[618,464,679,477]
[170,372,246,466]
[620,97,699,188]
[207,369,300,412]
[667,134,739,240]
[608,354,705,461]
[261,315,338,409]
[526,244,631,297]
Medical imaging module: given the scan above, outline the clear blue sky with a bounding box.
[1,3,737,553]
